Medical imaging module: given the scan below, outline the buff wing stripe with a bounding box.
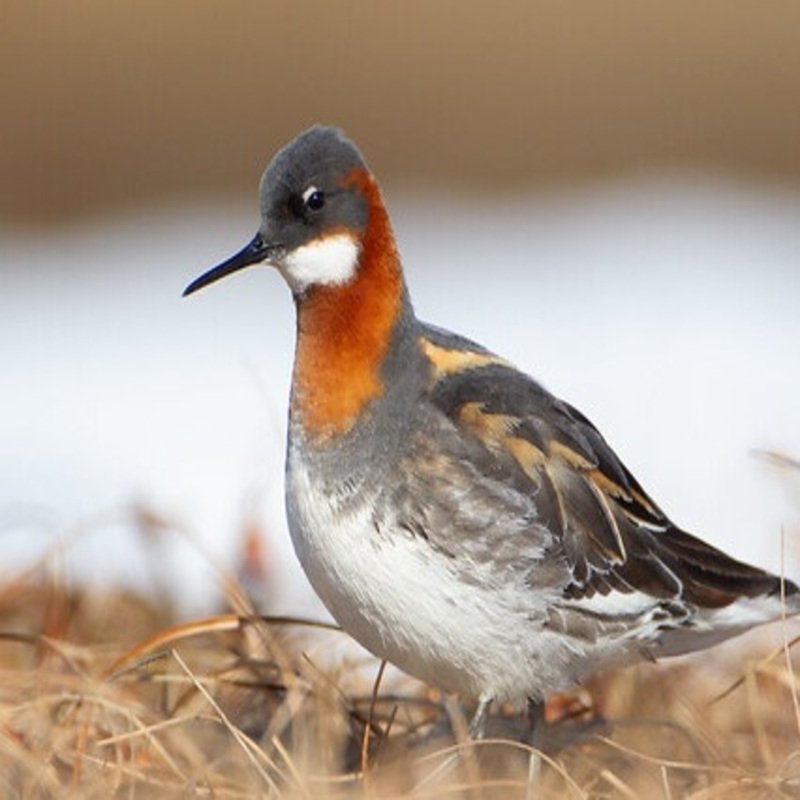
[419,331,792,610]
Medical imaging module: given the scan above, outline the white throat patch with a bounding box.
[282,233,360,292]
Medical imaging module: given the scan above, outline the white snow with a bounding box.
[1,175,799,617]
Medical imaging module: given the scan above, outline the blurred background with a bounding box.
[2,2,799,617]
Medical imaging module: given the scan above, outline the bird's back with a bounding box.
[284,315,798,701]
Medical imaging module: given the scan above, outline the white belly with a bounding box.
[285,446,596,703]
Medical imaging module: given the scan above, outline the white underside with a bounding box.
[287,448,628,702]
[285,446,790,702]
[281,233,359,292]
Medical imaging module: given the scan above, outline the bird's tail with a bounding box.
[657,568,799,658]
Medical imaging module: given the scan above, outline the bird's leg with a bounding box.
[413,694,494,792]
[526,697,546,748]
[468,693,494,740]
[526,698,546,789]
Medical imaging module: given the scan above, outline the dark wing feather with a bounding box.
[419,329,794,609]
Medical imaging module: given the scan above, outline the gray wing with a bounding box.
[411,324,794,613]
[383,412,563,589]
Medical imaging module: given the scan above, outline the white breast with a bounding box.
[284,445,600,703]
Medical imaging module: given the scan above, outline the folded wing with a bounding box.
[418,327,796,633]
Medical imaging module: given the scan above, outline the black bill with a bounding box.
[183,233,275,296]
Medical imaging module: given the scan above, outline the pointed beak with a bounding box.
[183,233,276,296]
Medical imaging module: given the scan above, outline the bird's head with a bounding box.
[184,125,384,297]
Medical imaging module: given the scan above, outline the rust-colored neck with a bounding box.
[291,169,405,441]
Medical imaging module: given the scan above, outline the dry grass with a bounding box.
[2,455,800,799]
[2,576,799,798]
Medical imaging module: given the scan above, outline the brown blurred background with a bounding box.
[3,1,800,224]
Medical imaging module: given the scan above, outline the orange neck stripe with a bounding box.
[291,169,404,440]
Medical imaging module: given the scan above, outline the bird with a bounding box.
[184,125,799,738]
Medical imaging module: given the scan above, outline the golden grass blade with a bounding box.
[171,648,283,794]
[105,614,242,678]
[105,612,342,679]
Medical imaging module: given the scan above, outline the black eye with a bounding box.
[305,190,325,211]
